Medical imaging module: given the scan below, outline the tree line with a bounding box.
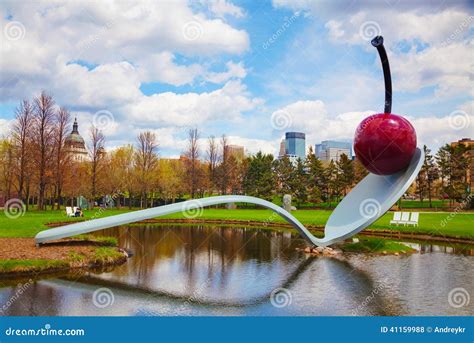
[0,92,472,210]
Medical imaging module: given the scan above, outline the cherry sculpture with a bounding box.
[354,36,416,175]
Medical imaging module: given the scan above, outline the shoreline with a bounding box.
[0,237,128,279]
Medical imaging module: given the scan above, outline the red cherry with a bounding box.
[354,113,416,175]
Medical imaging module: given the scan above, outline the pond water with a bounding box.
[0,225,473,316]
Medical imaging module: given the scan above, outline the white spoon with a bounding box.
[34,147,424,247]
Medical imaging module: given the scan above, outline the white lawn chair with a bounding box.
[65,207,75,217]
[399,212,410,225]
[407,212,419,226]
[73,206,78,213]
[390,212,402,226]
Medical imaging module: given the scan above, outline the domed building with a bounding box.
[65,118,88,162]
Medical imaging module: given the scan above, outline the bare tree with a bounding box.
[135,131,158,208]
[0,140,14,201]
[184,128,201,198]
[89,126,105,201]
[32,91,56,210]
[207,135,218,194]
[218,134,230,194]
[12,100,33,206]
[53,107,71,209]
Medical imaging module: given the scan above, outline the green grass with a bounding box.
[67,252,86,263]
[0,259,68,273]
[341,238,416,253]
[0,206,472,239]
[91,247,124,264]
[76,234,118,246]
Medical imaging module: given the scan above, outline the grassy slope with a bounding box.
[0,207,472,238]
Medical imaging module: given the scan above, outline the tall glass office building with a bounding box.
[315,140,352,162]
[285,132,306,161]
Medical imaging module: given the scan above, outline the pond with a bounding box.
[0,225,473,316]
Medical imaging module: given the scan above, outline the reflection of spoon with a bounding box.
[35,148,423,247]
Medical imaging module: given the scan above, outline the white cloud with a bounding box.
[209,0,245,18]
[226,135,278,155]
[204,61,247,83]
[0,119,13,138]
[127,80,262,127]
[0,0,249,102]
[137,52,204,86]
[273,1,473,97]
[271,99,473,153]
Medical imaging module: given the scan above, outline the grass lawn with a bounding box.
[0,205,473,239]
[0,259,68,273]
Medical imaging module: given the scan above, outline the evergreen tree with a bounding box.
[326,160,339,206]
[243,152,275,201]
[420,145,438,207]
[274,156,294,196]
[305,147,325,203]
[336,153,353,196]
[292,158,308,206]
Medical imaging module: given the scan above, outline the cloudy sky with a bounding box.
[0,0,472,157]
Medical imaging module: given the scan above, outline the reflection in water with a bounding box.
[0,225,473,316]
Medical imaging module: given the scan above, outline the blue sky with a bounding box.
[0,0,472,157]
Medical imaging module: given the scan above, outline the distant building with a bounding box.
[278,139,286,158]
[227,144,245,160]
[315,140,352,162]
[64,118,88,162]
[284,132,306,162]
[451,138,474,192]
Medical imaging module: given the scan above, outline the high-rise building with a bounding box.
[451,138,473,192]
[278,139,286,158]
[315,140,352,162]
[284,132,306,162]
[64,118,88,162]
[227,144,245,160]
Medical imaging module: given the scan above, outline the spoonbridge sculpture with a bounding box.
[35,36,424,247]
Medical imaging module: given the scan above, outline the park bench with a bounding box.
[65,207,75,217]
[390,211,419,226]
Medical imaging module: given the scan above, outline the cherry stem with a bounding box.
[371,36,392,114]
